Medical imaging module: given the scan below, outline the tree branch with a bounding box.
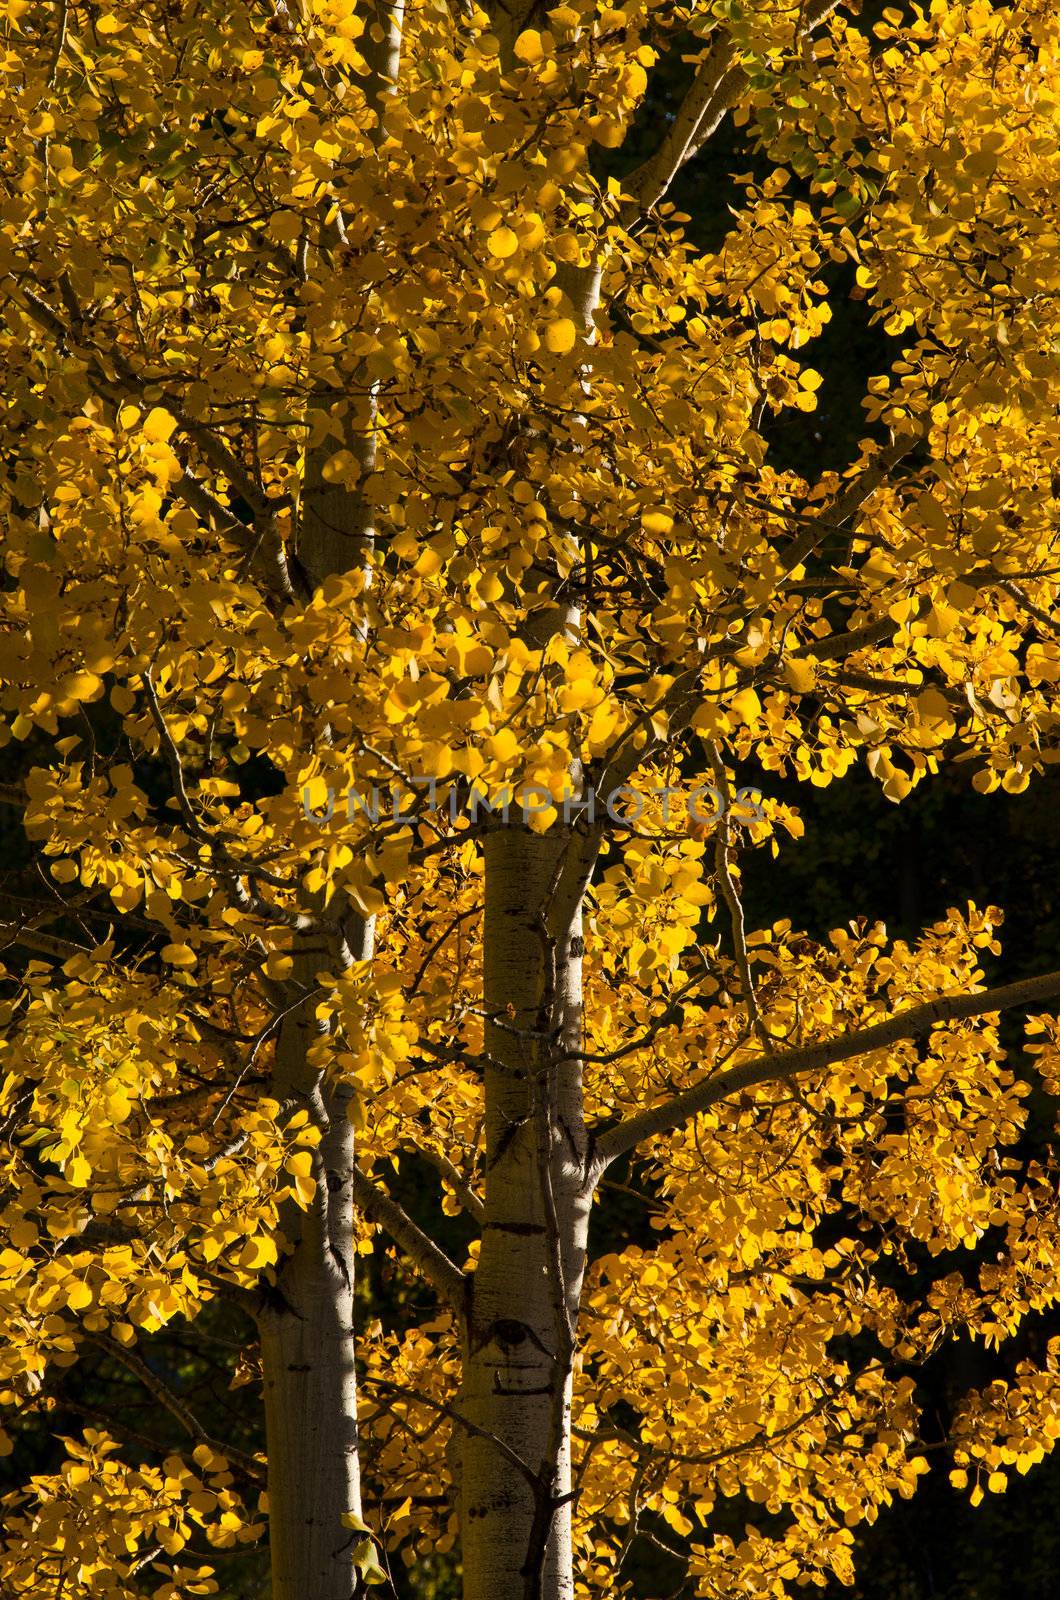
[88,1333,266,1480]
[350,1164,466,1311]
[792,614,900,662]
[622,0,841,217]
[0,915,88,961]
[709,749,771,1052]
[622,36,742,217]
[419,1147,486,1224]
[589,966,1060,1176]
[360,1373,538,1487]
[780,430,924,580]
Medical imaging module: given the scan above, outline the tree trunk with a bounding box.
[459,826,591,1600]
[259,1078,364,1600]
[257,279,380,1585]
[458,257,603,1600]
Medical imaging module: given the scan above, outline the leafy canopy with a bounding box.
[1,0,1060,1594]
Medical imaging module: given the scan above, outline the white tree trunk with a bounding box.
[459,258,603,1600]
[259,1078,364,1600]
[256,204,383,1577]
[459,828,591,1600]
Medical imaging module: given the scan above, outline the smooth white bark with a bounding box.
[259,1079,364,1600]
[459,828,591,1600]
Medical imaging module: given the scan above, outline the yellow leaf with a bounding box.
[322,449,358,483]
[513,29,544,62]
[161,943,197,968]
[914,687,955,734]
[488,728,520,763]
[487,227,519,259]
[783,659,816,693]
[730,686,762,725]
[915,490,948,533]
[239,1235,277,1270]
[62,671,103,702]
[105,1089,132,1124]
[545,318,577,354]
[66,1155,91,1186]
[142,406,178,443]
[883,770,912,802]
[67,1280,93,1311]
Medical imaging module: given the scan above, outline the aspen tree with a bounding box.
[1,2,1060,1598]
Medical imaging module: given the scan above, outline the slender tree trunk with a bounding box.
[259,1077,364,1600]
[458,257,604,1600]
[459,827,591,1600]
[255,6,402,1581]
[255,886,373,1594]
[257,183,385,1581]
[257,321,380,1576]
[255,600,375,1593]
